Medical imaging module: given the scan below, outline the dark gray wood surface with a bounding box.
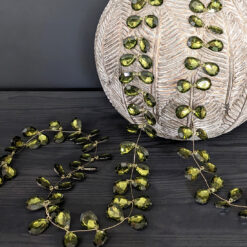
[1,91,247,247]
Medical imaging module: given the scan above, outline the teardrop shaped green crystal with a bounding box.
[144,125,157,138]
[120,54,136,67]
[207,39,224,52]
[205,162,217,173]
[55,211,71,229]
[185,166,200,181]
[215,201,230,209]
[196,77,212,90]
[207,25,223,34]
[211,176,224,192]
[80,211,99,230]
[94,230,108,247]
[177,148,193,159]
[27,139,41,149]
[120,141,136,154]
[195,189,211,205]
[107,204,124,221]
[149,0,163,6]
[127,104,142,116]
[131,0,146,11]
[144,111,156,125]
[71,118,82,130]
[136,164,150,176]
[38,134,49,146]
[134,196,152,210]
[194,150,210,163]
[189,0,206,13]
[1,154,13,165]
[196,128,208,140]
[28,219,49,235]
[176,105,191,119]
[207,0,222,13]
[57,181,73,190]
[11,136,24,148]
[136,146,149,162]
[178,126,193,140]
[64,232,78,247]
[203,62,220,76]
[128,215,148,230]
[194,106,207,119]
[127,15,142,29]
[26,196,45,211]
[22,126,38,137]
[132,176,149,191]
[115,162,131,175]
[48,205,60,218]
[49,120,61,131]
[113,180,129,194]
[145,15,158,28]
[184,57,201,70]
[187,36,203,49]
[138,55,153,69]
[188,15,204,27]
[54,131,65,144]
[124,85,140,96]
[228,188,243,202]
[112,195,131,209]
[36,177,51,189]
[119,72,134,84]
[143,93,156,107]
[127,124,140,134]
[71,172,86,181]
[48,192,64,205]
[177,80,192,93]
[54,164,65,177]
[123,36,138,49]
[139,71,154,84]
[139,38,150,53]
[2,165,16,180]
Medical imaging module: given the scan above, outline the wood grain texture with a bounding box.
[1,91,247,246]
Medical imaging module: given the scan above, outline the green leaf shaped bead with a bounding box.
[71,118,82,130]
[207,39,224,52]
[120,141,136,154]
[127,124,140,134]
[143,92,156,107]
[145,15,158,28]
[54,164,65,177]
[2,165,17,180]
[184,57,201,70]
[138,71,154,84]
[57,181,73,190]
[48,205,60,219]
[176,105,191,119]
[120,54,136,67]
[136,146,149,162]
[139,38,150,53]
[207,25,223,34]
[135,164,150,176]
[215,201,230,209]
[55,211,71,229]
[204,162,217,173]
[71,172,86,181]
[239,210,247,219]
[127,15,142,29]
[54,131,65,144]
[178,126,193,140]
[26,196,45,211]
[177,80,192,93]
[11,136,25,148]
[228,188,243,202]
[144,125,157,138]
[144,111,156,125]
[38,134,49,146]
[119,72,134,84]
[134,196,152,210]
[93,230,108,247]
[128,215,148,230]
[36,177,51,189]
[113,180,129,194]
[207,0,222,13]
[132,176,149,191]
[27,139,41,149]
[149,0,163,6]
[194,150,210,163]
[49,120,61,131]
[203,62,220,76]
[123,36,137,49]
[131,0,146,11]
[80,211,99,230]
[189,0,206,13]
[195,77,212,91]
[28,218,49,235]
[115,162,131,175]
[188,15,204,27]
[48,192,64,205]
[107,204,124,221]
[1,154,13,165]
[138,55,153,69]
[82,142,97,152]
[185,167,200,181]
[64,232,78,247]
[187,36,203,49]
[22,127,38,137]
[127,104,142,116]
[194,106,207,119]
[177,148,193,159]
[196,128,208,140]
[211,176,224,192]
[112,195,131,209]
[195,189,211,205]
[124,85,140,96]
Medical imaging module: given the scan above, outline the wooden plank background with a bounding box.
[1,91,247,247]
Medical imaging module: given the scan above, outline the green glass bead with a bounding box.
[184,57,201,70]
[215,201,230,209]
[136,146,149,162]
[239,210,247,219]
[136,164,150,176]
[211,176,224,192]
[11,136,24,148]
[93,230,108,247]
[138,71,154,84]
[22,126,38,137]
[70,160,82,168]
[134,196,152,210]
[143,92,156,107]
[64,232,78,247]
[113,180,129,194]
[49,120,61,131]
[119,72,134,84]
[127,124,140,134]
[177,80,192,93]
[196,77,212,91]
[112,195,131,209]
[27,139,41,149]
[80,211,99,230]
[54,131,65,144]
[131,0,146,11]
[204,162,217,173]
[107,204,124,221]
[178,126,193,140]
[187,36,203,49]
[71,118,82,130]
[144,125,157,138]
[2,165,16,180]
[57,181,73,191]
[195,189,211,205]
[120,54,136,67]
[145,15,158,28]
[48,192,64,205]
[127,15,142,29]
[203,62,220,76]
[28,218,49,235]
[123,36,138,49]
[189,0,206,13]
[120,141,135,154]
[38,134,49,146]
[176,105,191,119]
[207,25,223,34]
[26,196,45,211]
[149,0,163,6]
[128,215,148,230]
[139,38,150,53]
[177,148,192,159]
[207,39,224,52]
[124,85,140,96]
[207,0,222,13]
[196,128,208,140]
[54,164,65,177]
[188,15,204,27]
[194,106,207,119]
[48,205,60,218]
[36,177,51,189]
[127,104,142,116]
[185,166,200,181]
[144,111,156,125]
[71,172,86,181]
[228,188,243,202]
[115,162,131,175]
[138,55,153,69]
[194,150,210,163]
[55,211,71,229]
[82,142,97,152]
[1,154,13,165]
[132,176,149,191]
